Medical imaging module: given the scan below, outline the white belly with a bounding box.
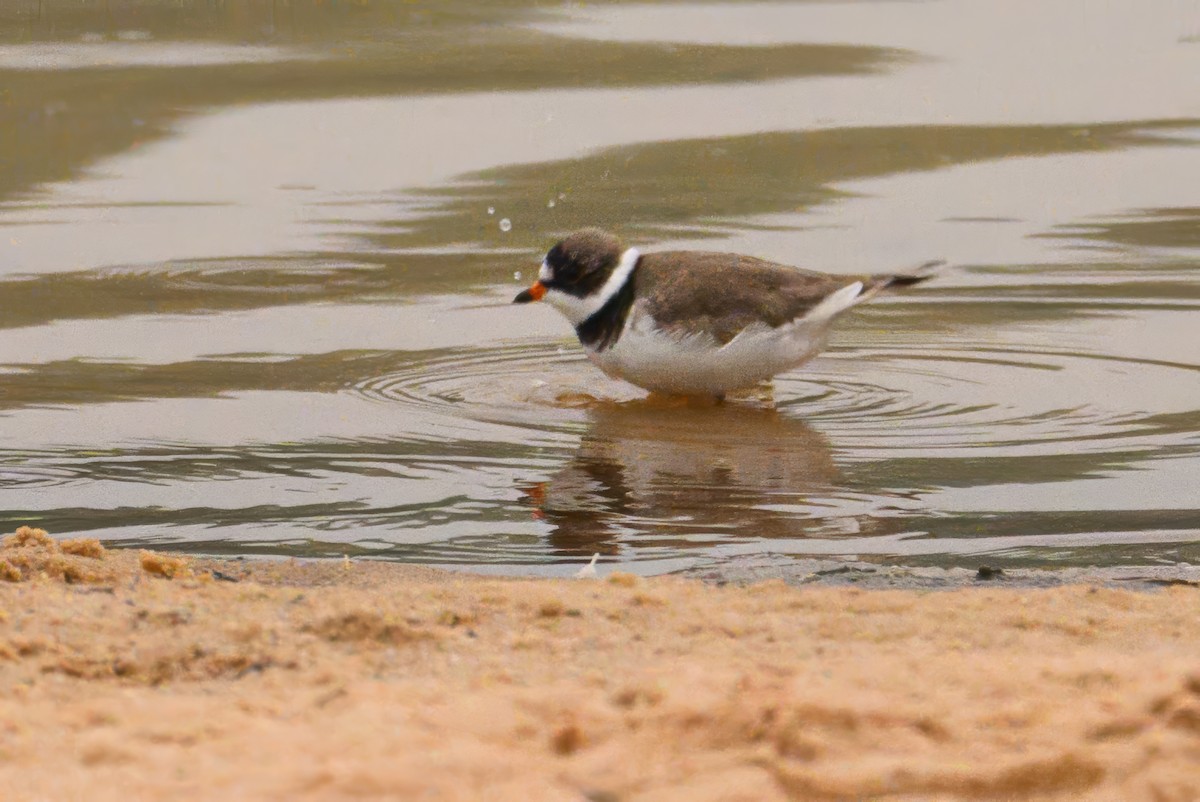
[586,311,832,396]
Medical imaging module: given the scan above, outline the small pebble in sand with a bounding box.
[537,599,565,618]
[607,572,640,588]
[3,526,55,550]
[0,559,22,582]
[61,538,106,559]
[550,722,583,755]
[140,551,191,579]
[1,527,115,584]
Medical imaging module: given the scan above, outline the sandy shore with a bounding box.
[3,527,1200,801]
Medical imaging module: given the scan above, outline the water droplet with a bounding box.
[513,271,522,280]
[487,206,495,215]
[547,199,556,208]
[499,218,512,232]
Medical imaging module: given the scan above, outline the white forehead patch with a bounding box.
[538,260,552,282]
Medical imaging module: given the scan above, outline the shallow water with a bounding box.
[1,0,1197,577]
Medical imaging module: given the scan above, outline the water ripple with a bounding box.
[345,342,643,433]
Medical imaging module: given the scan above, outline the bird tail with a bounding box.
[810,260,946,321]
[871,259,946,290]
[851,260,945,306]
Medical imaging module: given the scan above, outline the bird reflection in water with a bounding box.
[520,396,840,559]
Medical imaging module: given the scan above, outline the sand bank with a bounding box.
[3,527,1200,801]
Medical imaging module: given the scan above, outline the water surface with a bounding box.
[1,0,1198,578]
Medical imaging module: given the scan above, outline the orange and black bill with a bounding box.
[513,281,546,304]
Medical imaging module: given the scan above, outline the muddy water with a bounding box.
[1,0,1197,577]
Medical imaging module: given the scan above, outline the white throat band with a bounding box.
[543,246,640,325]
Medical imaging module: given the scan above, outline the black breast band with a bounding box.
[575,257,639,352]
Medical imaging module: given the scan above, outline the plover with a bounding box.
[513,228,939,398]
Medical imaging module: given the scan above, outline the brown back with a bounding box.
[636,251,856,344]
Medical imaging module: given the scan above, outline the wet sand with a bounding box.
[3,528,1200,801]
